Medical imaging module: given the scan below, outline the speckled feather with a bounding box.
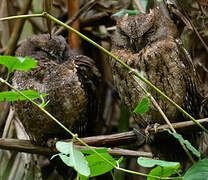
[110,10,208,161]
[111,9,203,128]
[13,34,100,145]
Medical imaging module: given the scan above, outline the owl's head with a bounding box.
[15,34,76,64]
[112,9,178,52]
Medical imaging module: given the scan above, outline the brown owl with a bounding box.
[110,9,206,160]
[12,34,100,145]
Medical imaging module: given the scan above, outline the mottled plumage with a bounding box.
[111,9,202,127]
[110,9,206,160]
[13,34,100,145]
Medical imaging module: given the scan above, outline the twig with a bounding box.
[4,0,32,55]
[0,138,153,158]
[80,12,109,27]
[54,0,96,35]
[2,106,14,138]
[134,0,145,13]
[173,0,208,53]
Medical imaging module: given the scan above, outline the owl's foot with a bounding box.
[133,128,146,146]
[47,138,59,148]
[144,123,160,142]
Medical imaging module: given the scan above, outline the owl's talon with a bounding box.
[47,138,59,148]
[145,125,153,142]
[153,123,160,133]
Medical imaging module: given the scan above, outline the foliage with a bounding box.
[0,90,47,102]
[53,141,122,179]
[133,97,150,114]
[0,56,37,78]
[137,157,181,179]
[0,4,208,178]
[183,159,208,180]
[52,142,90,177]
[165,129,201,158]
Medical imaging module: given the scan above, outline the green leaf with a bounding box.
[0,56,37,73]
[80,148,108,155]
[165,129,201,158]
[56,141,71,154]
[147,165,181,180]
[80,153,117,178]
[137,157,180,168]
[133,97,149,114]
[112,9,140,17]
[56,142,90,177]
[0,90,47,102]
[183,159,208,180]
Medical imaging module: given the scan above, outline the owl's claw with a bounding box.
[144,123,160,142]
[153,123,160,133]
[47,138,59,148]
[133,128,146,146]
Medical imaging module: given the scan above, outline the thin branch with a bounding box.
[134,0,145,13]
[4,0,33,55]
[54,0,96,35]
[0,138,153,158]
[173,0,208,53]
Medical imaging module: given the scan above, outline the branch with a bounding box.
[54,0,96,35]
[0,118,207,156]
[4,0,33,55]
[0,138,153,158]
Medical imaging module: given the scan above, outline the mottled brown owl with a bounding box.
[110,9,206,160]
[12,34,100,145]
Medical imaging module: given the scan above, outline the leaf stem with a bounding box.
[0,13,44,21]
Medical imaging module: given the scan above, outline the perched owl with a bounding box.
[12,34,100,145]
[111,9,206,160]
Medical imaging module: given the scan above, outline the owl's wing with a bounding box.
[64,55,102,136]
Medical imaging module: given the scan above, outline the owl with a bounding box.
[12,34,100,145]
[110,9,206,160]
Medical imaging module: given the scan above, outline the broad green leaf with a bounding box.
[80,148,108,155]
[147,165,181,180]
[137,157,180,168]
[80,175,89,180]
[0,56,37,73]
[80,153,118,178]
[0,90,47,102]
[133,97,149,114]
[112,9,140,17]
[165,129,201,158]
[56,142,90,177]
[183,159,208,180]
[56,141,72,154]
